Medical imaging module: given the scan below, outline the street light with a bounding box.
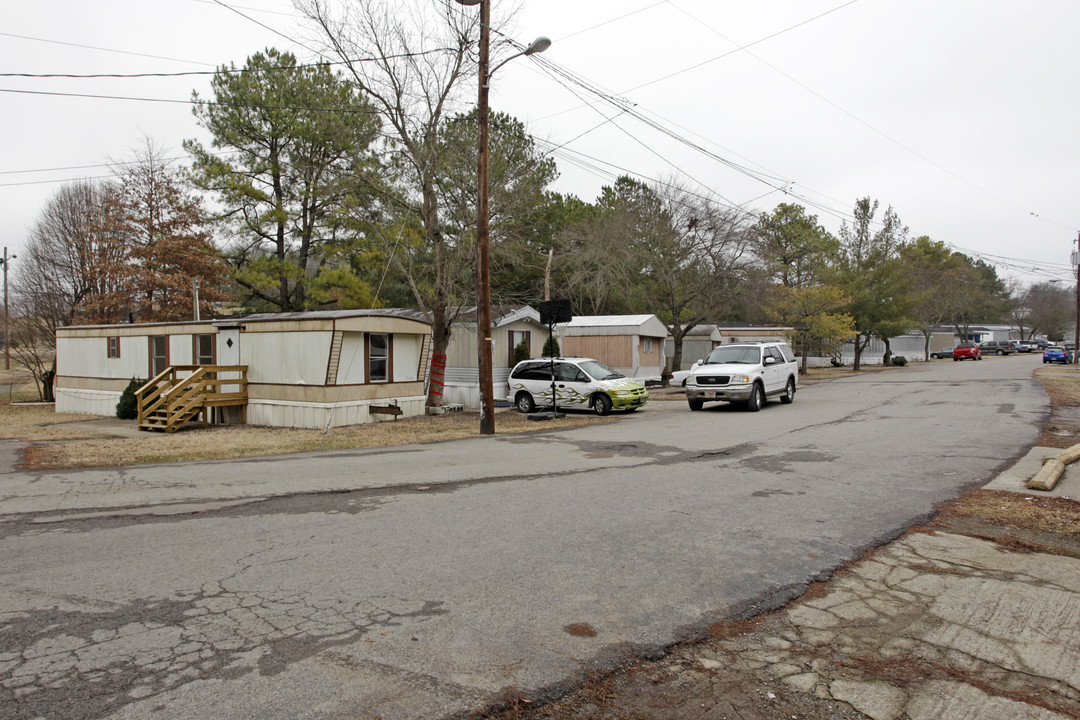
[455,0,550,435]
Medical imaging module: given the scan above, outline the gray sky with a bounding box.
[3,0,1078,288]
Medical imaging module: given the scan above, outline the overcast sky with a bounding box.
[3,0,1078,288]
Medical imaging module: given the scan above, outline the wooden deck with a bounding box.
[136,365,248,433]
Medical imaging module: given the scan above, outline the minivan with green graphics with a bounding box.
[506,357,649,415]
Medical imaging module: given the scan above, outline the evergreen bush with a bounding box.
[891,356,907,366]
[513,338,531,365]
[542,335,560,358]
[116,377,143,419]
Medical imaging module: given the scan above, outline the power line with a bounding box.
[0,87,381,115]
[0,31,217,68]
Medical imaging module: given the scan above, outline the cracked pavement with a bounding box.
[0,357,1058,719]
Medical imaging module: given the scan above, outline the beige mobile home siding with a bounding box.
[561,336,633,367]
[639,337,662,369]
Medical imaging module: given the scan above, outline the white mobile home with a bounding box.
[55,309,432,429]
[442,305,549,408]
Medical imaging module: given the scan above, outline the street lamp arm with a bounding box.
[488,36,551,78]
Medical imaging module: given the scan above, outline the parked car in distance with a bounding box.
[979,341,1016,356]
[1012,341,1032,353]
[507,356,648,415]
[953,343,982,361]
[684,341,798,412]
[1044,346,1073,364]
[670,359,703,387]
[929,347,954,359]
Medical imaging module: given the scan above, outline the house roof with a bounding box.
[563,314,668,338]
[668,324,723,341]
[218,308,430,325]
[452,305,543,327]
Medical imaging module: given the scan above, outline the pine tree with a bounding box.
[115,377,143,420]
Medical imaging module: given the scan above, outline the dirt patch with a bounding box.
[19,410,615,470]
[1036,365,1080,447]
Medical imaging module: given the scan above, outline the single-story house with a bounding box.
[665,324,723,371]
[560,314,667,381]
[55,309,432,429]
[441,305,549,408]
[715,323,793,345]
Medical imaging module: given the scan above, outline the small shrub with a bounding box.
[115,377,143,419]
[513,338,530,365]
[542,335,560,358]
[892,355,907,366]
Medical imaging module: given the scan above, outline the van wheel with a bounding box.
[592,394,613,416]
[515,392,535,413]
[780,377,796,404]
[745,383,764,412]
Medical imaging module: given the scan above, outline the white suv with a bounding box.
[507,357,649,415]
[684,342,798,412]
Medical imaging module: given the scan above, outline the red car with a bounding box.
[953,343,982,361]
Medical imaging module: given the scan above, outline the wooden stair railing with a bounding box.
[136,365,248,432]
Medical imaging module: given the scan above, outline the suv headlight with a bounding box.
[736,375,751,383]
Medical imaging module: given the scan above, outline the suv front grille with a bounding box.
[696,375,731,386]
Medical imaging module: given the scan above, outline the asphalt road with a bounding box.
[0,355,1048,719]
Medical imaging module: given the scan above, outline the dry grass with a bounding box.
[1035,365,1080,447]
[21,410,616,470]
[935,488,1080,538]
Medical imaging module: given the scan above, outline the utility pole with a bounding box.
[1074,233,1079,364]
[454,0,550,435]
[1,247,14,371]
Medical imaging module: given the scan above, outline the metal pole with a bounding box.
[475,0,495,435]
[3,247,10,371]
[1074,233,1079,364]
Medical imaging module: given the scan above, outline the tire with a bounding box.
[997,349,1004,356]
[745,382,764,412]
[953,358,959,362]
[592,394,613,416]
[688,398,703,411]
[976,355,982,361]
[780,377,796,404]
[931,354,939,359]
[514,392,535,413]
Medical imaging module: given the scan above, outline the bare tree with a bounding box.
[298,0,514,407]
[1024,282,1072,340]
[10,180,119,400]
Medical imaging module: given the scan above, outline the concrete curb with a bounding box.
[1028,442,1080,491]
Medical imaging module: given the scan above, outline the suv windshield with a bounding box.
[705,346,762,365]
[578,359,624,380]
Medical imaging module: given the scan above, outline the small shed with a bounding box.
[442,305,548,408]
[560,314,668,381]
[715,323,793,344]
[55,309,432,429]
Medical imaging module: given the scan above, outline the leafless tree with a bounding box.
[297,0,519,406]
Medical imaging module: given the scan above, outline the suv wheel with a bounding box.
[996,349,1005,356]
[688,398,703,411]
[745,382,764,412]
[780,377,795,404]
[592,394,613,416]
[515,392,536,413]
